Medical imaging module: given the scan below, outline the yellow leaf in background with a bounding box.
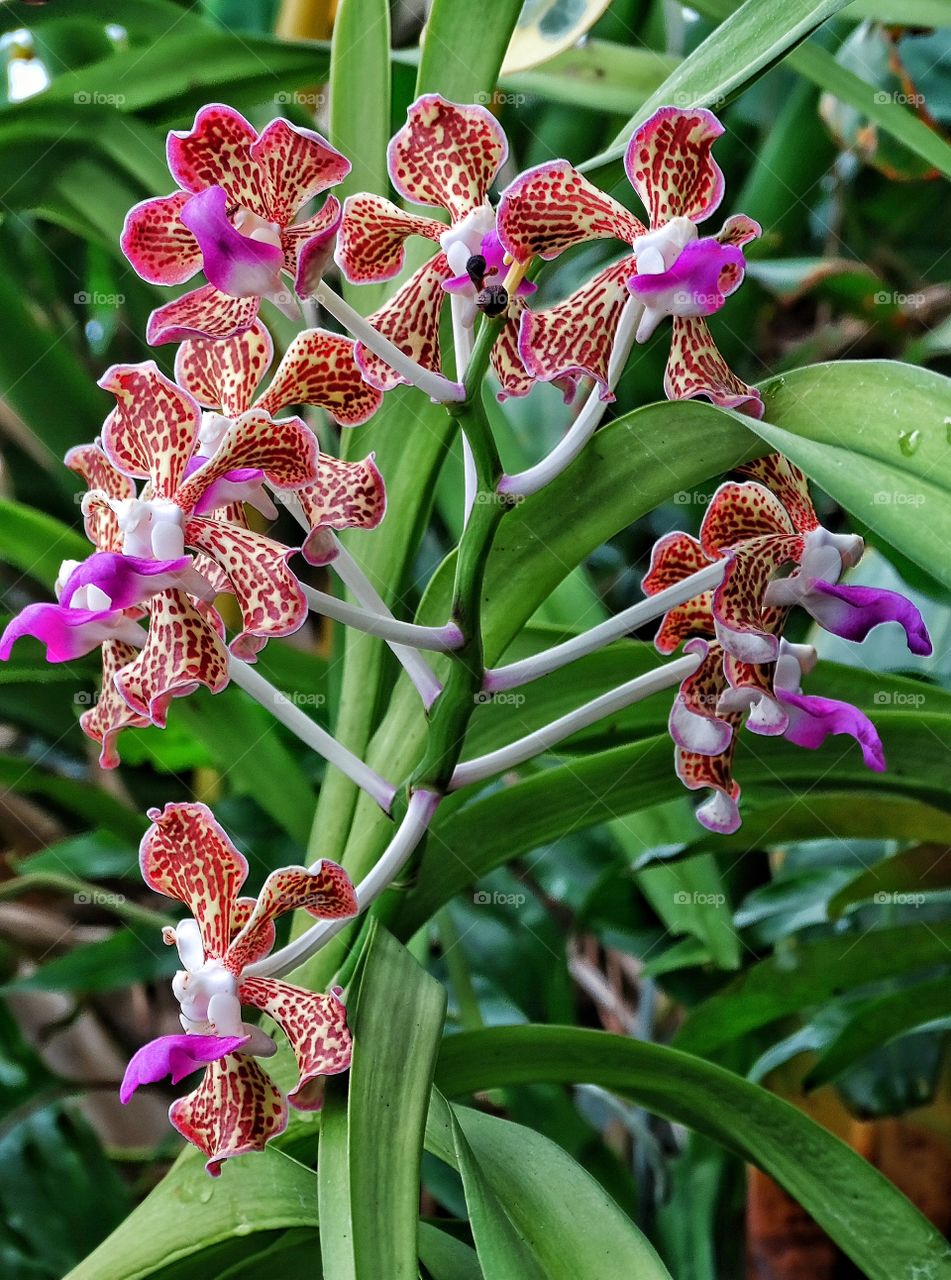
[502,0,613,75]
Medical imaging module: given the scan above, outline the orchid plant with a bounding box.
[2,4,949,1276]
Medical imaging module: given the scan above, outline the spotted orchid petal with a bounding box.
[795,580,933,656]
[712,537,802,664]
[174,409,319,514]
[0,603,135,664]
[140,801,249,960]
[99,362,201,499]
[295,455,387,566]
[175,320,273,418]
[717,214,762,248]
[79,492,124,553]
[82,640,151,768]
[114,588,230,729]
[490,299,535,401]
[665,315,763,417]
[239,978,352,1110]
[251,118,350,225]
[225,862,356,974]
[675,726,742,835]
[737,455,820,534]
[669,637,734,755]
[497,159,645,263]
[255,328,383,427]
[167,104,263,211]
[624,106,726,227]
[169,1052,288,1177]
[184,517,308,659]
[776,688,887,771]
[180,186,284,299]
[65,443,136,501]
[355,254,451,391]
[387,94,507,221]
[336,192,443,284]
[284,199,343,297]
[147,283,261,346]
[717,652,789,736]
[642,531,718,654]
[120,1033,249,1103]
[228,897,276,967]
[628,237,746,341]
[121,190,202,286]
[518,256,635,400]
[58,552,214,611]
[701,479,798,556]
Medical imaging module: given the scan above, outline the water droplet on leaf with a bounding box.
[898,429,921,456]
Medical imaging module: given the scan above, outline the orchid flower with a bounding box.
[643,529,889,834]
[122,104,350,343]
[175,319,387,565]
[496,105,763,414]
[1,366,322,756]
[120,802,357,1175]
[0,442,227,765]
[697,454,933,664]
[335,94,536,397]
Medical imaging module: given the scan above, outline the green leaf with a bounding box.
[829,843,951,918]
[435,1026,951,1280]
[499,40,677,116]
[805,975,951,1089]
[416,0,522,101]
[417,1223,483,1280]
[674,921,951,1056]
[0,755,145,843]
[753,360,951,588]
[446,1104,547,1280]
[395,710,951,936]
[63,1148,319,1280]
[583,0,851,182]
[0,500,88,587]
[4,928,176,995]
[318,924,447,1280]
[330,0,391,312]
[426,1090,672,1279]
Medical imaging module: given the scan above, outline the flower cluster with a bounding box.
[643,455,931,833]
[0,91,929,1172]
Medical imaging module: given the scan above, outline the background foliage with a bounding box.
[0,1,950,1277]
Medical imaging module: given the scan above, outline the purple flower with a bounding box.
[629,236,745,341]
[776,688,887,772]
[120,1033,250,1103]
[799,580,933,657]
[180,185,285,301]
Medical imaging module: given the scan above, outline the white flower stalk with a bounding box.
[451,652,701,790]
[485,559,726,692]
[228,657,397,813]
[301,584,462,652]
[244,787,441,979]
[315,281,466,403]
[330,538,445,709]
[498,295,643,498]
